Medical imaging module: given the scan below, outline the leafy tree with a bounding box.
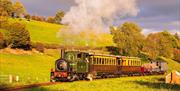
[110,22,145,56]
[24,14,30,21]
[143,31,179,59]
[13,0,26,18]
[47,16,55,23]
[54,10,65,24]
[0,16,9,29]
[0,31,6,49]
[31,15,45,21]
[6,22,31,50]
[0,0,14,16]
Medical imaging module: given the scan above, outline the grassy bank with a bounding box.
[24,76,180,91]
[0,49,59,86]
[5,18,114,47]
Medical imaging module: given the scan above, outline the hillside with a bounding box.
[0,48,59,86]
[6,18,114,47]
[160,57,180,72]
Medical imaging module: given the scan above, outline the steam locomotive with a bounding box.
[50,50,168,82]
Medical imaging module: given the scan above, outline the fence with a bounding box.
[0,74,19,83]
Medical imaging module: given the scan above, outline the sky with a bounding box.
[18,0,180,35]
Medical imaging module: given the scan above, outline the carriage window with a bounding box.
[129,60,131,66]
[114,59,116,65]
[132,61,134,66]
[103,58,104,64]
[90,58,92,64]
[99,58,101,64]
[113,59,115,65]
[118,60,120,65]
[94,58,96,64]
[97,58,99,64]
[109,59,111,65]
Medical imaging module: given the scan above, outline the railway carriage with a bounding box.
[50,50,167,82]
[50,50,142,82]
[117,56,142,75]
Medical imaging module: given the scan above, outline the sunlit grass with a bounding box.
[0,50,59,86]
[7,18,114,47]
[25,76,180,91]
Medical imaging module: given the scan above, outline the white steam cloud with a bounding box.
[58,0,139,46]
[62,0,139,32]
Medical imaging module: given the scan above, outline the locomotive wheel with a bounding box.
[50,78,56,82]
[68,74,79,82]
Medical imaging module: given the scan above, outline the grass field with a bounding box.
[5,18,114,47]
[0,48,59,86]
[24,76,180,91]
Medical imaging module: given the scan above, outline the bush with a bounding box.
[106,46,120,55]
[0,16,9,29]
[24,14,30,21]
[6,22,31,50]
[32,42,44,53]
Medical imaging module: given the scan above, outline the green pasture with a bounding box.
[0,49,60,86]
[25,76,180,91]
[5,18,114,47]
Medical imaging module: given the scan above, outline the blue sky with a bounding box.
[18,0,180,34]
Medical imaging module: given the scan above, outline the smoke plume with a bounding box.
[58,0,139,46]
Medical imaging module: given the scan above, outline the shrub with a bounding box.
[6,22,31,50]
[0,16,9,29]
[106,46,120,55]
[32,42,44,53]
[24,14,30,21]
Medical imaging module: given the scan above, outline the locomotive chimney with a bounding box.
[60,49,65,59]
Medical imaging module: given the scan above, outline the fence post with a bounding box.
[9,75,13,83]
[16,76,19,82]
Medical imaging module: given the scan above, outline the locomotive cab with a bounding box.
[50,50,90,82]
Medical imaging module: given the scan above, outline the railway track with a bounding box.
[0,82,61,91]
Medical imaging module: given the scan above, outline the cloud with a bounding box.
[62,0,139,32]
[142,28,180,36]
[168,21,180,29]
[18,0,179,34]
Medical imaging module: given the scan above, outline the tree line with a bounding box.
[0,0,65,24]
[110,22,180,62]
